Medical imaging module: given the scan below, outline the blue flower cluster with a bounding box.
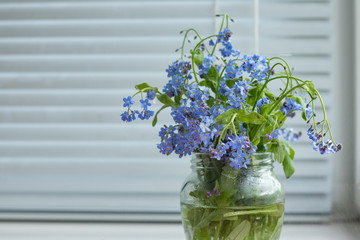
[120,24,342,171]
[164,61,192,97]
[307,125,342,154]
[120,91,155,122]
[265,129,280,141]
[216,53,270,86]
[256,97,271,113]
[280,128,301,142]
[157,82,256,168]
[155,34,274,167]
[280,98,303,118]
[305,106,313,120]
[241,54,270,81]
[199,55,216,76]
[225,83,249,110]
[217,29,240,58]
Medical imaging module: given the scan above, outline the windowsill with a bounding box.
[0,222,359,240]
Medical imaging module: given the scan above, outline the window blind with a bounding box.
[0,0,334,221]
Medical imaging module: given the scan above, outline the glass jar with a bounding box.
[180,152,285,240]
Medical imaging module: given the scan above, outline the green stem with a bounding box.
[267,83,306,115]
[211,14,229,56]
[269,57,294,84]
[180,28,211,59]
[312,100,318,132]
[223,208,278,218]
[191,34,222,84]
[180,28,199,60]
[131,87,161,99]
[214,218,223,240]
[191,55,200,84]
[251,63,287,111]
[278,110,295,127]
[163,124,181,140]
[314,89,336,143]
[251,55,304,112]
[131,91,141,99]
[269,57,294,97]
[215,65,228,99]
[220,113,238,140]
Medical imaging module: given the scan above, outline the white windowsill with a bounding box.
[0,222,359,240]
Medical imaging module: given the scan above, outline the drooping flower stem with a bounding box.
[191,53,200,84]
[269,56,297,86]
[180,28,203,60]
[190,34,223,84]
[211,14,229,56]
[251,62,288,111]
[314,88,336,144]
[311,100,318,132]
[267,83,307,115]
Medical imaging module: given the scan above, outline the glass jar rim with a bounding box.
[191,152,274,167]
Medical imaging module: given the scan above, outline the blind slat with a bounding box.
[0,106,329,124]
[0,124,331,148]
[0,157,329,177]
[0,38,330,55]
[0,1,330,20]
[0,55,331,72]
[0,141,329,160]
[0,72,331,90]
[0,192,331,214]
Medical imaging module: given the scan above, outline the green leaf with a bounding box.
[174,94,181,105]
[269,217,284,240]
[283,153,295,179]
[219,165,238,202]
[197,227,211,239]
[226,78,238,89]
[249,123,265,145]
[207,96,216,108]
[246,87,260,106]
[281,140,295,160]
[156,94,174,106]
[216,109,266,143]
[270,139,296,177]
[204,66,218,93]
[152,105,170,127]
[302,81,317,100]
[194,210,224,230]
[252,137,261,146]
[269,140,286,163]
[294,95,308,121]
[236,110,266,125]
[263,114,278,135]
[301,110,307,121]
[215,180,220,190]
[264,88,276,100]
[226,220,251,240]
[219,127,229,141]
[135,82,158,92]
[259,103,271,115]
[198,80,208,87]
[215,109,237,125]
[193,48,204,66]
[294,95,305,108]
[223,205,281,218]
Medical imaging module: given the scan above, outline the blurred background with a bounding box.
[0,0,359,239]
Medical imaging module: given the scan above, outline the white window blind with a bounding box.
[0,0,334,221]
